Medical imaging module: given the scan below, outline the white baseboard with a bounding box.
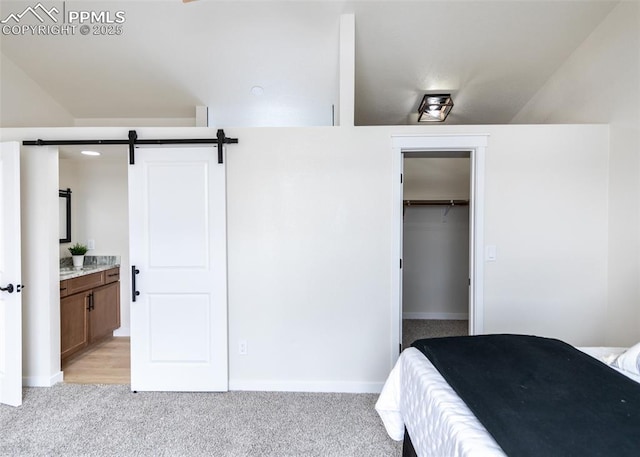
[403,312,468,320]
[23,371,64,387]
[229,379,384,394]
[113,327,130,337]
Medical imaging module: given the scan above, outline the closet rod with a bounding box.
[404,199,469,207]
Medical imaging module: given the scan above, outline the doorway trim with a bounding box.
[391,134,488,365]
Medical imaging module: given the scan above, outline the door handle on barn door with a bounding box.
[131,266,140,302]
[0,284,14,293]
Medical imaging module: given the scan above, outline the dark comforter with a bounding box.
[412,334,640,457]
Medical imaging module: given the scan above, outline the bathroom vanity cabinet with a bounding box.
[60,266,120,363]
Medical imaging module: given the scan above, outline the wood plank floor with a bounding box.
[63,337,130,385]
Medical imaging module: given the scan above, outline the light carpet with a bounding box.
[402,319,469,349]
[0,384,401,457]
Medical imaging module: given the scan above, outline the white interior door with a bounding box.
[129,146,228,391]
[0,142,23,407]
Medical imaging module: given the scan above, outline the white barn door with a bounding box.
[129,147,228,391]
[0,142,23,407]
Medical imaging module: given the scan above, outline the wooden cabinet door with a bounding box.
[89,282,120,343]
[60,292,89,360]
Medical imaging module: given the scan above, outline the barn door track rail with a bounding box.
[22,129,238,165]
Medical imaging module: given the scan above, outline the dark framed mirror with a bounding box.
[59,188,71,243]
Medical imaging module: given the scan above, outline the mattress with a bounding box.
[375,345,640,457]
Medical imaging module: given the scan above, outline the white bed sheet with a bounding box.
[375,346,640,457]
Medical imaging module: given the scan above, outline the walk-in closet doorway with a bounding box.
[401,153,470,349]
[390,134,487,361]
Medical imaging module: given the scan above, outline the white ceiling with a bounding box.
[0,0,618,127]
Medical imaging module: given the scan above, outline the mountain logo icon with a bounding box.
[1,3,59,24]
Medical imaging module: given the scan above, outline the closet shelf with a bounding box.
[403,199,469,207]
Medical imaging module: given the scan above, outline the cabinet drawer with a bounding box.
[104,267,120,284]
[60,279,69,298]
[66,271,104,295]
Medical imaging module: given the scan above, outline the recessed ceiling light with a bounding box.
[81,150,101,156]
[250,85,264,96]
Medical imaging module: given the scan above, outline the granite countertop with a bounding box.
[59,255,121,281]
[59,264,120,281]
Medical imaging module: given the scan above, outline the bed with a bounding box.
[376,335,640,457]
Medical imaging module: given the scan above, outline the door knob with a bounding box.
[0,284,14,293]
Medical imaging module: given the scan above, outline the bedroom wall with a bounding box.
[479,125,608,344]
[224,124,609,390]
[74,118,196,127]
[225,126,392,391]
[20,145,62,386]
[512,1,640,345]
[4,123,610,390]
[0,53,74,128]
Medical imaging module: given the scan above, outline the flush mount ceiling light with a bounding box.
[418,94,454,122]
[81,150,100,156]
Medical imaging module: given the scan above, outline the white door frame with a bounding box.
[391,134,488,364]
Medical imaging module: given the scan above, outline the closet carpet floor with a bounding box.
[402,319,469,350]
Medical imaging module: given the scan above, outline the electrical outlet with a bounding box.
[239,340,248,355]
